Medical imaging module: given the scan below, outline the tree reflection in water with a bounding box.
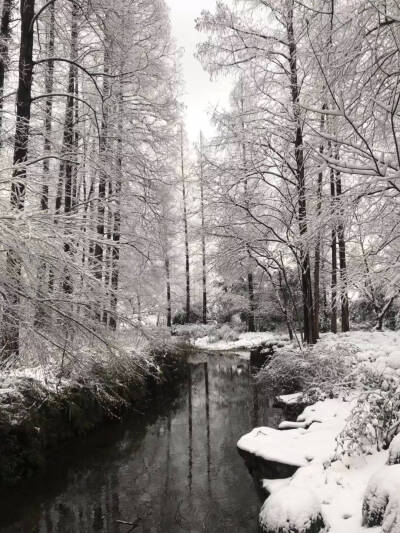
[0,353,282,533]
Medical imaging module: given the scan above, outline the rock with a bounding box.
[250,343,275,369]
[259,486,326,533]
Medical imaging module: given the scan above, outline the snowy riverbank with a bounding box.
[195,330,288,352]
[238,330,400,533]
[0,339,191,486]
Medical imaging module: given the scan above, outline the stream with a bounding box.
[0,352,282,533]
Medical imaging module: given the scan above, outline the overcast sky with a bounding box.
[166,0,233,143]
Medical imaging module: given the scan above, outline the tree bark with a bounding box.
[247,271,256,332]
[313,113,325,340]
[35,1,55,327]
[335,169,350,331]
[2,0,35,357]
[278,269,293,341]
[60,0,79,296]
[0,0,12,148]
[165,256,172,327]
[94,36,112,321]
[199,132,207,324]
[180,125,191,322]
[108,86,123,331]
[286,0,315,344]
[330,168,338,333]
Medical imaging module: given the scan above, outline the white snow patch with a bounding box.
[262,477,291,494]
[388,434,400,465]
[238,398,355,467]
[276,392,304,405]
[195,331,286,352]
[259,486,324,532]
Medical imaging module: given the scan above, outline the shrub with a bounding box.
[171,323,211,339]
[207,324,239,343]
[362,466,400,528]
[257,343,357,398]
[336,367,400,456]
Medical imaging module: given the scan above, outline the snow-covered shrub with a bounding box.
[257,344,356,397]
[171,324,211,340]
[259,486,326,533]
[382,495,400,533]
[362,466,400,528]
[388,434,400,465]
[207,324,239,343]
[336,367,400,456]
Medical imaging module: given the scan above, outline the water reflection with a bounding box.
[0,353,282,533]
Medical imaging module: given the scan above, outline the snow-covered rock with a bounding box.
[386,354,400,370]
[382,495,400,533]
[362,465,400,527]
[238,399,354,468]
[388,434,400,465]
[259,486,326,533]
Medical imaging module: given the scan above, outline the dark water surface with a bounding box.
[0,352,282,533]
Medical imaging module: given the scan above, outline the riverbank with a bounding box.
[0,339,191,487]
[238,330,400,533]
[0,351,277,532]
[195,330,288,353]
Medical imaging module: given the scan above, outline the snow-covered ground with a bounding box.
[238,329,400,533]
[195,330,287,352]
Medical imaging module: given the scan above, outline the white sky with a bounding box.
[166,0,234,144]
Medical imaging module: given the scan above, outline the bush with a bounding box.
[207,324,240,343]
[171,323,211,339]
[336,367,400,457]
[257,343,357,398]
[172,307,202,325]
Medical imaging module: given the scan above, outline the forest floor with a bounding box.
[238,329,400,533]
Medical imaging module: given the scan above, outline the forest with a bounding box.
[0,0,399,371]
[1,0,400,532]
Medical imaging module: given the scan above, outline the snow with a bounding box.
[363,466,400,530]
[388,435,400,466]
[195,331,286,352]
[259,486,324,533]
[276,392,304,406]
[238,330,400,533]
[238,398,355,467]
[262,477,291,494]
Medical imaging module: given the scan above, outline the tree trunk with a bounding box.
[35,1,55,327]
[180,125,191,322]
[0,0,12,148]
[313,113,325,339]
[247,271,256,332]
[108,88,122,331]
[199,132,207,324]
[286,0,315,344]
[2,0,35,357]
[94,37,112,321]
[279,269,293,341]
[165,256,172,327]
[60,0,79,296]
[330,167,338,333]
[335,169,350,332]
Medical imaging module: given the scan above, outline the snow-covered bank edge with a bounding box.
[195,330,288,352]
[0,340,191,486]
[237,330,400,533]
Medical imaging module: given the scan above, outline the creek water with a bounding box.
[0,352,282,533]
